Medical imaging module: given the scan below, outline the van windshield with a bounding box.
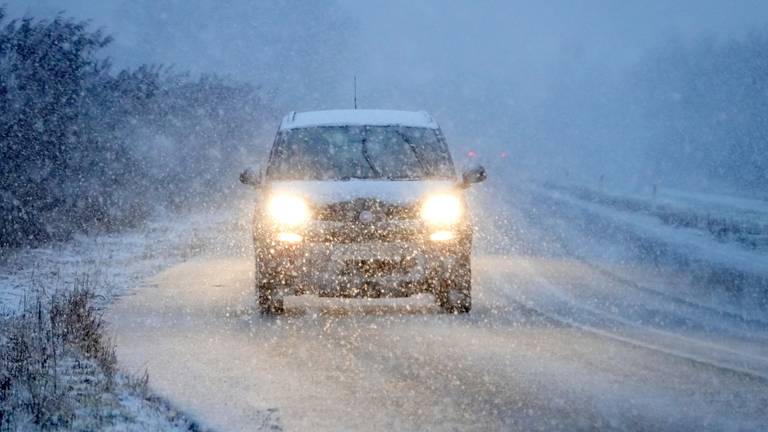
[267,126,456,181]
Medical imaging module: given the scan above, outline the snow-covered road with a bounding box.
[106,255,768,431]
[106,184,768,431]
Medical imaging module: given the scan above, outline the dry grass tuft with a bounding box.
[0,284,120,429]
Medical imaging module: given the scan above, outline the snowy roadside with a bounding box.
[545,182,768,251]
[0,288,208,431]
[536,184,768,273]
[527,182,768,317]
[0,196,253,431]
[0,201,252,314]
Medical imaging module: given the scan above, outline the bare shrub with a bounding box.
[0,284,117,429]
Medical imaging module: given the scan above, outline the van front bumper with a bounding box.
[256,235,470,298]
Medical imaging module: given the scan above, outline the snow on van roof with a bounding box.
[280,109,439,130]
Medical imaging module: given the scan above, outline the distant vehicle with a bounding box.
[240,109,486,315]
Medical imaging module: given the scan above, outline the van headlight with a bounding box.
[267,194,311,226]
[421,194,462,226]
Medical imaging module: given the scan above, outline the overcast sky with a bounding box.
[5,0,768,176]
[6,1,768,97]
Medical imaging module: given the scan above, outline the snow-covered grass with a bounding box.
[0,197,253,431]
[0,286,205,431]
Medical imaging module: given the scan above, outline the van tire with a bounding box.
[258,283,285,315]
[435,257,472,314]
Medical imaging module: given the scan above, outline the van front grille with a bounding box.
[313,199,418,223]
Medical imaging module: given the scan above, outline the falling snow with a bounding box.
[2,1,768,431]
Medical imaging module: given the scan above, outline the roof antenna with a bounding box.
[353,76,358,109]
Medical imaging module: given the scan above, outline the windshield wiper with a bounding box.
[395,130,431,177]
[360,135,381,178]
[385,175,419,180]
[338,175,370,181]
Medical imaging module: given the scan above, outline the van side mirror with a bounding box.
[239,167,262,187]
[460,165,487,188]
